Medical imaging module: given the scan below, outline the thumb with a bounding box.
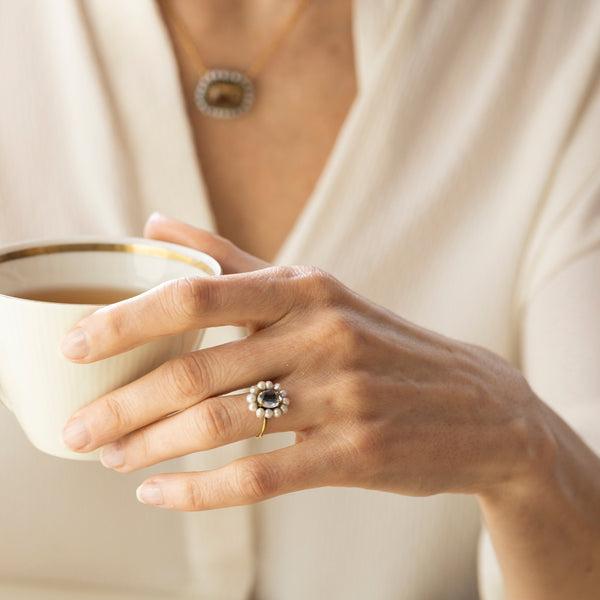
[143,213,270,275]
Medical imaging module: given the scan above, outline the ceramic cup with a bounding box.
[0,237,221,460]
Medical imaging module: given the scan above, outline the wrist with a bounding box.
[475,393,600,600]
[477,385,558,505]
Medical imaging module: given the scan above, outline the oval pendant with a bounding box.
[194,69,254,119]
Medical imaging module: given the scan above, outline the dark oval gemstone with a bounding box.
[204,81,245,109]
[258,389,280,409]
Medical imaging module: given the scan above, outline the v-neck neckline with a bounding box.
[92,0,403,266]
[150,0,365,266]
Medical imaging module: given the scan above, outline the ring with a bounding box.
[246,381,289,438]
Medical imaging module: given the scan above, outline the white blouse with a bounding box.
[0,1,599,599]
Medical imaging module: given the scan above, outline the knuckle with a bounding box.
[318,309,363,365]
[167,353,207,399]
[232,458,278,502]
[181,477,205,511]
[194,398,234,442]
[274,265,342,306]
[99,305,126,341]
[102,394,132,433]
[297,266,341,304]
[169,276,212,320]
[272,264,309,281]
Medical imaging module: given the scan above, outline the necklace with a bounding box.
[161,0,312,119]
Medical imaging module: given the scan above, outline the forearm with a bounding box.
[478,398,600,600]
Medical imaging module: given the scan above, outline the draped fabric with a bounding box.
[0,1,599,598]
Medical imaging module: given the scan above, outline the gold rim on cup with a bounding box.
[0,242,218,276]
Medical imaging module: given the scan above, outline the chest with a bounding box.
[163,1,356,261]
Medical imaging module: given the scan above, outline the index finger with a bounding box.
[59,266,309,363]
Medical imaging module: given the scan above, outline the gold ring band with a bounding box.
[257,418,267,439]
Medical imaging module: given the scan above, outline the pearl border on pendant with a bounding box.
[194,69,255,119]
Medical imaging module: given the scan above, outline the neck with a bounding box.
[162,0,301,34]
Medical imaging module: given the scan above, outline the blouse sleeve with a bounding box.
[479,246,600,600]
[519,150,600,456]
[515,62,600,461]
[478,79,600,599]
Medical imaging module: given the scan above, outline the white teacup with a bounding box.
[0,237,221,460]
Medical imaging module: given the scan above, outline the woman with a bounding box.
[0,1,599,599]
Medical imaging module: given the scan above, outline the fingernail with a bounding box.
[136,483,163,505]
[147,212,165,224]
[62,418,90,450]
[100,442,124,469]
[60,328,89,360]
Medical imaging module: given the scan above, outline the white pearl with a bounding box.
[282,397,290,405]
[280,404,288,414]
[266,380,274,389]
[257,381,266,390]
[273,383,281,390]
[264,409,274,419]
[246,393,257,403]
[280,389,287,397]
[250,386,258,395]
[256,408,265,418]
[249,402,258,412]
[273,408,282,418]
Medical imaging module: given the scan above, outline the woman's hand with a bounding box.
[60,214,551,511]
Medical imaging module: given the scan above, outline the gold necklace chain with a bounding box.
[161,0,312,118]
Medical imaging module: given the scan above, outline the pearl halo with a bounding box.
[246,381,289,419]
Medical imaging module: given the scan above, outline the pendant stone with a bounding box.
[194,69,254,119]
